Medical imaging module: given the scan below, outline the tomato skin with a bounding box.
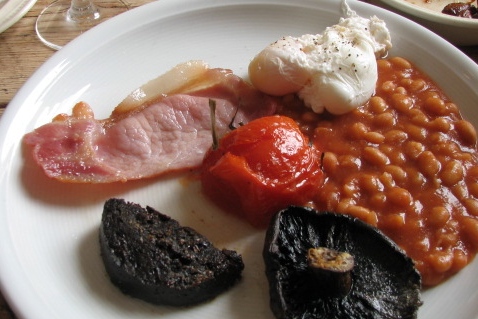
[201,115,324,228]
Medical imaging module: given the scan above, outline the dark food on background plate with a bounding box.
[263,206,422,319]
[99,198,244,306]
[442,2,478,18]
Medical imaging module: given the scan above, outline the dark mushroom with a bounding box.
[263,206,422,319]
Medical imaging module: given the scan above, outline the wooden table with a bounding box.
[1,0,478,318]
[0,0,153,318]
[0,0,48,304]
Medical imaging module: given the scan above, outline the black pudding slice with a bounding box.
[99,198,244,306]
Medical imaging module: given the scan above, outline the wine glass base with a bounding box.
[36,0,129,50]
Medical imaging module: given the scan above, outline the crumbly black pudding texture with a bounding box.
[263,206,422,319]
[99,198,244,306]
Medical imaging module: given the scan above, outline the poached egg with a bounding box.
[248,1,392,115]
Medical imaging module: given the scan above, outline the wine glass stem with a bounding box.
[68,0,100,22]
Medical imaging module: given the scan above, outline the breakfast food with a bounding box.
[442,2,478,18]
[21,1,478,292]
[263,206,422,319]
[405,0,478,18]
[201,115,324,228]
[279,56,478,286]
[99,198,244,306]
[248,2,391,115]
[23,61,279,183]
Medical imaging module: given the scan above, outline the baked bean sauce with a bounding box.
[277,57,478,286]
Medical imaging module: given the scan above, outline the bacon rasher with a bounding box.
[23,61,279,183]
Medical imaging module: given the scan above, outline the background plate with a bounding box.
[1,0,478,318]
[0,0,36,33]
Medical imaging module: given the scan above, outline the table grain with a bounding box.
[0,0,478,318]
[0,0,150,317]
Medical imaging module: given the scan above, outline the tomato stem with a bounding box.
[209,99,219,150]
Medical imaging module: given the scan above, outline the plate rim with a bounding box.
[1,0,478,318]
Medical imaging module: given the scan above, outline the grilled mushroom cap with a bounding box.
[263,206,422,319]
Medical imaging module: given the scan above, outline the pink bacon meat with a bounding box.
[23,61,279,183]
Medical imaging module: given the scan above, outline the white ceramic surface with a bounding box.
[0,0,36,33]
[1,0,478,318]
[371,0,478,46]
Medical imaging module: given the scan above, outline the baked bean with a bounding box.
[380,80,396,93]
[360,174,383,193]
[338,155,361,171]
[460,217,478,249]
[409,79,427,92]
[395,86,407,95]
[322,152,339,174]
[454,152,472,162]
[380,144,406,165]
[364,131,385,144]
[343,205,378,226]
[301,111,320,123]
[379,172,395,189]
[421,90,440,100]
[381,214,405,229]
[406,168,426,188]
[455,120,477,146]
[428,251,453,273]
[317,183,340,209]
[428,206,450,227]
[468,182,478,198]
[369,96,388,113]
[463,198,478,217]
[384,129,407,143]
[374,112,396,127]
[429,117,451,132]
[416,151,441,177]
[410,110,429,127]
[370,193,387,209]
[363,146,389,166]
[404,123,427,141]
[467,166,478,181]
[391,93,413,113]
[428,131,446,144]
[279,57,478,286]
[451,250,469,273]
[314,126,332,138]
[336,198,354,213]
[343,178,359,198]
[384,165,407,184]
[404,141,424,159]
[387,187,413,207]
[424,96,447,115]
[436,230,459,249]
[451,183,468,201]
[432,141,459,157]
[377,59,392,70]
[390,56,412,69]
[400,78,412,87]
[440,160,464,186]
[446,102,459,114]
[414,238,431,255]
[348,122,368,139]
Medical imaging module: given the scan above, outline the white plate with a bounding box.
[371,0,478,46]
[0,0,36,33]
[1,0,478,318]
